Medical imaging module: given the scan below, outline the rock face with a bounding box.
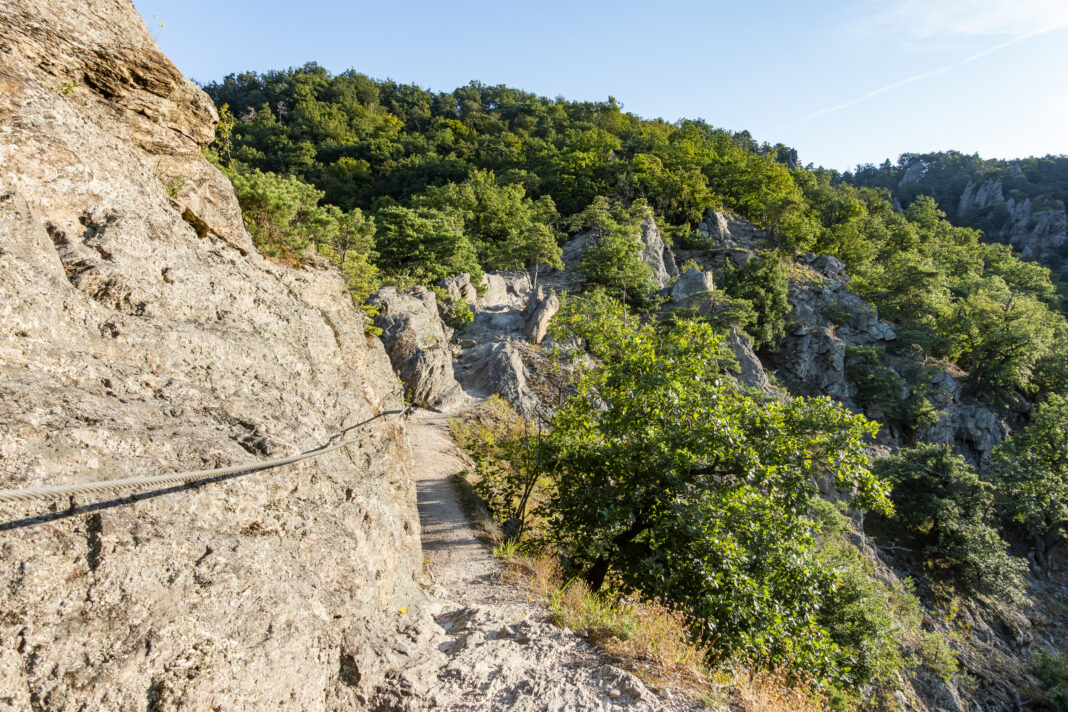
[639,215,679,288]
[0,1,428,708]
[727,328,770,390]
[776,252,1005,461]
[921,370,1007,462]
[455,272,556,420]
[369,286,463,409]
[957,177,1068,274]
[439,272,479,304]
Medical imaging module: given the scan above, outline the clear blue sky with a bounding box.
[133,0,1068,171]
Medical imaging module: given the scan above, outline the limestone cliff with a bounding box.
[958,176,1068,275]
[0,1,426,708]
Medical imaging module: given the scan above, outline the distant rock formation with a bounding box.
[957,177,1068,274]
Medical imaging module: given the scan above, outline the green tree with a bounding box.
[413,169,562,274]
[872,444,1025,600]
[571,198,657,306]
[373,204,481,284]
[718,251,791,351]
[989,394,1068,569]
[545,294,892,684]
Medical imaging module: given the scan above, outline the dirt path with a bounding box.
[409,408,527,609]
[403,407,700,712]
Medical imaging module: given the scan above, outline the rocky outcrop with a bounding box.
[0,1,428,708]
[454,272,558,420]
[522,288,560,345]
[369,286,463,409]
[778,257,898,403]
[639,215,679,288]
[544,213,680,292]
[695,210,731,242]
[439,272,479,304]
[1003,196,1068,271]
[727,328,770,390]
[957,177,1068,274]
[957,177,1004,215]
[920,370,1007,462]
[776,253,1006,461]
[670,267,715,303]
[457,340,543,418]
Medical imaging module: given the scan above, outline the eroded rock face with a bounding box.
[957,178,1068,274]
[727,328,770,391]
[0,1,428,708]
[522,289,560,345]
[777,256,1005,461]
[369,286,463,409]
[439,272,479,305]
[639,215,679,288]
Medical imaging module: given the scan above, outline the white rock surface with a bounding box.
[0,1,429,707]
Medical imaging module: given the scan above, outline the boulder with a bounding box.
[670,267,715,303]
[523,291,560,345]
[479,273,510,308]
[439,272,478,304]
[369,286,463,409]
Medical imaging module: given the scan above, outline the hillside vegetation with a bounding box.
[202,65,1068,709]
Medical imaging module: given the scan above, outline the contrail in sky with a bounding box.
[789,25,1060,125]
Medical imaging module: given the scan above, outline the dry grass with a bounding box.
[729,670,828,712]
[493,548,830,711]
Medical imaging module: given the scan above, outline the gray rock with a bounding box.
[639,215,679,288]
[370,286,463,409]
[0,1,431,707]
[457,340,542,418]
[479,273,511,308]
[698,210,731,241]
[670,267,715,303]
[959,180,1068,275]
[898,160,928,187]
[920,369,1006,463]
[523,292,560,345]
[727,328,771,390]
[811,254,846,277]
[439,272,478,304]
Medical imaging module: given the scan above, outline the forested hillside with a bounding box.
[201,64,1068,710]
[845,152,1068,285]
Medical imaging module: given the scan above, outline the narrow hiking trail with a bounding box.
[403,408,702,712]
[410,408,527,609]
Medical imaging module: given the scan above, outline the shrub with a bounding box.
[719,251,790,351]
[450,397,548,540]
[1032,649,1068,711]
